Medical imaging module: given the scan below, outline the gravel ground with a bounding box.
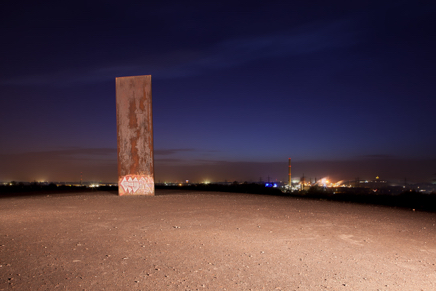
[1,189,436,290]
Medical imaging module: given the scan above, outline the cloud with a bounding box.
[154,158,183,163]
[0,148,118,182]
[211,19,358,66]
[53,148,116,156]
[148,18,359,79]
[155,148,196,155]
[357,154,396,159]
[18,148,117,160]
[0,18,359,86]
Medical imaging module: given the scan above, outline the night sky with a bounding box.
[1,0,435,184]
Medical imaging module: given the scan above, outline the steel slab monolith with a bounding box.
[116,75,154,195]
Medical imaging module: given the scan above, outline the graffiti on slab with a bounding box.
[119,175,154,195]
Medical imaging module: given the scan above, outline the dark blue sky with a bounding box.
[1,0,435,183]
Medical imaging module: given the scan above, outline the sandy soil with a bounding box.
[1,189,436,290]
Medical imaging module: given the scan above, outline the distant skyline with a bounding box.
[1,1,435,183]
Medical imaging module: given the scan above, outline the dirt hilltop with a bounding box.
[1,189,435,290]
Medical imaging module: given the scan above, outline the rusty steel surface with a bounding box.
[116,75,154,195]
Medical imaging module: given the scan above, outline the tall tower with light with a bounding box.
[288,158,292,189]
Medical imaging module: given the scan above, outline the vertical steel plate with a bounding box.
[116,75,154,195]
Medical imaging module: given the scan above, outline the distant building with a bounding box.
[359,176,388,189]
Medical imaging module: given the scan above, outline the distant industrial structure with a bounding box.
[281,158,436,194]
[288,158,291,190]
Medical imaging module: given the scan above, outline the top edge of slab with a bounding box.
[115,75,151,80]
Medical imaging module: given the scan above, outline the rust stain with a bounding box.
[130,138,138,174]
[129,99,137,128]
[116,75,154,196]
